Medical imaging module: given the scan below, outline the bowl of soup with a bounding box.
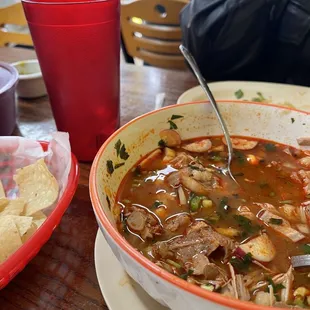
[90,101,310,310]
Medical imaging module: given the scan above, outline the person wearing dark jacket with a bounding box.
[180,0,310,86]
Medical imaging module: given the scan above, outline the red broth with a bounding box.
[116,135,310,308]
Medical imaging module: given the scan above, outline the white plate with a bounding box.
[94,229,167,310]
[177,81,310,111]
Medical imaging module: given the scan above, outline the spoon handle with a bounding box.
[179,45,234,168]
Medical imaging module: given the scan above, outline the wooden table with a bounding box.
[0,47,197,310]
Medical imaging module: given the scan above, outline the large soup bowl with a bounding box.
[90,101,310,310]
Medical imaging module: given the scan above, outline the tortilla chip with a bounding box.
[0,217,22,263]
[0,198,24,216]
[32,211,47,229]
[21,223,37,243]
[0,180,5,198]
[14,159,59,216]
[1,215,33,237]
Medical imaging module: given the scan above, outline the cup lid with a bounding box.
[0,62,19,95]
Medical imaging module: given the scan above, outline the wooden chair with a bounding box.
[121,0,188,70]
[0,3,33,47]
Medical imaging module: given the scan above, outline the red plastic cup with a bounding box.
[22,0,120,161]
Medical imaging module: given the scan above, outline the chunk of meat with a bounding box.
[279,266,294,303]
[228,263,250,301]
[182,139,212,153]
[299,156,310,168]
[298,170,310,195]
[237,206,256,221]
[165,213,191,232]
[222,137,258,150]
[168,166,221,195]
[297,137,310,146]
[254,202,280,215]
[126,206,162,240]
[153,221,236,264]
[169,152,194,169]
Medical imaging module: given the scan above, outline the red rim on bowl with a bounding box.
[0,141,79,289]
[90,100,310,310]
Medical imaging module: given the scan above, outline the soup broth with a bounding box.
[116,133,310,308]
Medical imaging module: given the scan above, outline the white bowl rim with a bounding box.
[90,100,310,310]
[11,59,42,80]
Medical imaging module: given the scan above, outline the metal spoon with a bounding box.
[291,255,310,268]
[179,45,238,185]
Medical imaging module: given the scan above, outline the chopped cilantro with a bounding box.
[234,89,244,99]
[151,200,163,209]
[107,160,114,175]
[180,269,194,280]
[234,150,246,164]
[269,218,283,225]
[168,120,177,129]
[120,144,129,160]
[230,253,252,272]
[252,92,266,102]
[265,143,277,152]
[171,114,184,120]
[114,162,125,169]
[158,139,166,147]
[233,215,260,235]
[267,278,285,293]
[301,244,310,254]
[114,139,122,156]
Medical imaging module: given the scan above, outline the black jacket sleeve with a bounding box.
[180,0,310,86]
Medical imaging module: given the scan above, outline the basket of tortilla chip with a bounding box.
[0,133,79,289]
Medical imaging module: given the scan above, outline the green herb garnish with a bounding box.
[269,218,283,225]
[234,89,244,99]
[233,215,260,235]
[205,212,221,224]
[114,139,122,156]
[291,118,295,123]
[265,143,277,152]
[180,269,194,280]
[189,165,201,170]
[171,114,184,120]
[218,196,230,213]
[267,278,285,293]
[233,172,244,177]
[151,200,163,209]
[158,139,166,147]
[301,244,310,254]
[189,194,206,212]
[230,253,252,272]
[106,196,111,209]
[107,160,114,175]
[120,144,129,160]
[252,92,266,102]
[168,120,177,129]
[114,162,125,169]
[234,150,246,164]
